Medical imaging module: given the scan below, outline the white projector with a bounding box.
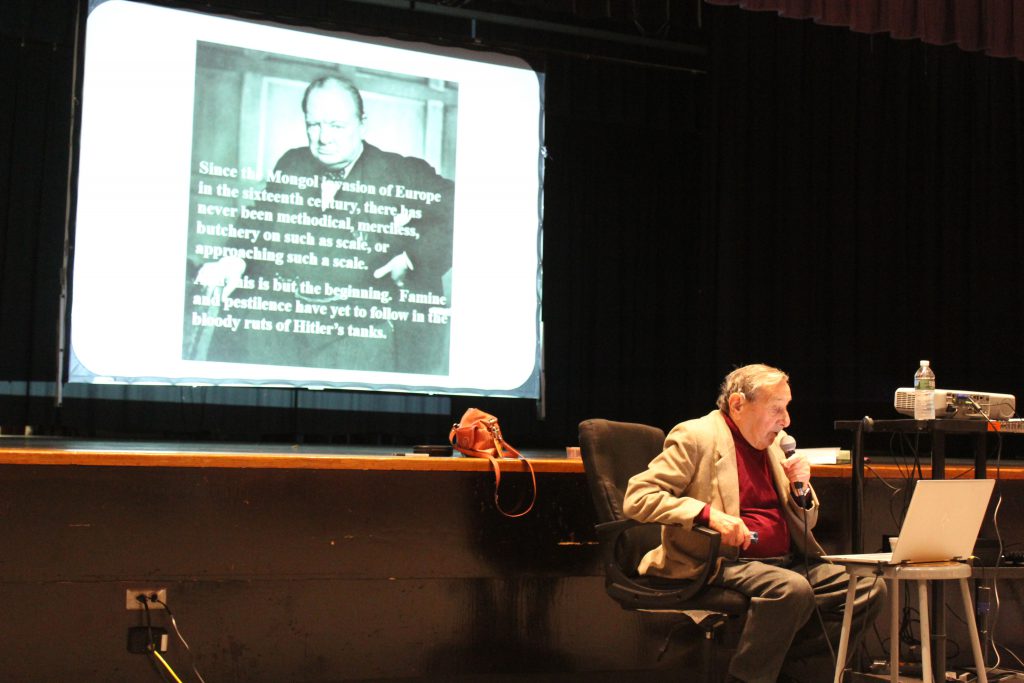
[894,388,1016,420]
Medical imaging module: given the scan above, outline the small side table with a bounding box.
[832,561,987,683]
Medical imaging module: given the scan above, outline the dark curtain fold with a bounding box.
[537,59,715,441]
[706,0,1024,60]
[0,8,76,420]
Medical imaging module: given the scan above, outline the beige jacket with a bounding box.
[623,409,826,580]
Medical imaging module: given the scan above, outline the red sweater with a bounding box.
[697,414,790,557]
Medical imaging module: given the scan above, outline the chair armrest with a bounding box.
[595,518,722,606]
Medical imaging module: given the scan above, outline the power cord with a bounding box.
[134,593,203,683]
[863,461,905,537]
[140,596,183,683]
[152,650,185,683]
[154,598,208,683]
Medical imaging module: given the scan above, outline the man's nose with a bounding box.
[780,410,791,428]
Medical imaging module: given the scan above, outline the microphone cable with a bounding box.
[781,436,840,670]
[786,442,883,682]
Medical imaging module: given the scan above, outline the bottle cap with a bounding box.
[920,360,930,366]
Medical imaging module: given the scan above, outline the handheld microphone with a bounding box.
[780,435,808,506]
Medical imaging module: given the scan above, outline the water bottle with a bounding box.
[914,360,936,420]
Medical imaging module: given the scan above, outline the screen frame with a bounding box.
[65,0,546,401]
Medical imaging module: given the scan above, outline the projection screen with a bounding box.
[68,0,544,398]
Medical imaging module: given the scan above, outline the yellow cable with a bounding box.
[151,650,185,683]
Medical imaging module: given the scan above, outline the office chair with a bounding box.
[578,418,749,683]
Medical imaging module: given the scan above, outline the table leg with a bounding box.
[936,579,954,683]
[959,578,988,683]
[918,580,933,683]
[834,577,860,683]
[890,578,899,683]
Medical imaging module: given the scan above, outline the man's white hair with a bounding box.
[716,363,790,414]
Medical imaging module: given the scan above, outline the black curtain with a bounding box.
[2,1,1024,450]
[700,5,1024,445]
[534,57,714,444]
[0,0,76,428]
[542,4,1024,448]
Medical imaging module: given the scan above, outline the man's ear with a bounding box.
[727,392,745,415]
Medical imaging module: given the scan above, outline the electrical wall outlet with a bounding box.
[126,588,167,610]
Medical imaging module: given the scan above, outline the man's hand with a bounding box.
[781,451,811,491]
[195,255,246,300]
[708,507,754,549]
[373,251,413,286]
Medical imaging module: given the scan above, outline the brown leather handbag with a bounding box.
[449,408,536,517]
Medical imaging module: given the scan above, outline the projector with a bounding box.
[894,388,1016,420]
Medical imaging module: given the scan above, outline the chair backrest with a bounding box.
[578,418,666,572]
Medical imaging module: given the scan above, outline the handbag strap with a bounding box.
[448,420,535,517]
[477,450,536,518]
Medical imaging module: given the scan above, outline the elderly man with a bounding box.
[624,364,884,683]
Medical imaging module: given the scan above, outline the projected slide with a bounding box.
[185,45,456,376]
[69,0,543,397]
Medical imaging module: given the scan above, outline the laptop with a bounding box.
[822,478,995,565]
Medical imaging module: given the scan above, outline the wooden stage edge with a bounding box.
[0,438,581,472]
[2,437,1024,477]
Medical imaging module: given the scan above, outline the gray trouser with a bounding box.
[714,557,886,683]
